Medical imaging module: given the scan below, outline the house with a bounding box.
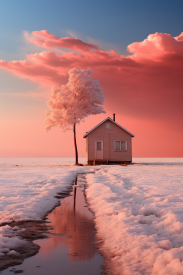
[83,114,135,165]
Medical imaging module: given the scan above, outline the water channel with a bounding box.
[1,174,103,275]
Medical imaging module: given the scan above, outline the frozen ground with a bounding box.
[0,158,183,274]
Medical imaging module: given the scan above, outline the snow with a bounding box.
[0,226,27,256]
[1,158,183,274]
[0,158,94,257]
[133,158,183,165]
[7,250,20,256]
[0,159,90,224]
[86,161,183,275]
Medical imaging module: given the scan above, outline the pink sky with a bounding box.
[0,31,183,158]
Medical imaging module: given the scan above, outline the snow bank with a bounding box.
[0,163,93,224]
[0,159,95,258]
[0,226,27,257]
[86,164,183,275]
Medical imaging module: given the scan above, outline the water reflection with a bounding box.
[44,182,96,261]
[1,174,103,275]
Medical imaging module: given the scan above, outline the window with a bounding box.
[97,142,101,151]
[115,141,120,150]
[106,122,111,130]
[114,140,127,151]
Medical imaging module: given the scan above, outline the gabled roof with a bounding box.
[83,117,135,138]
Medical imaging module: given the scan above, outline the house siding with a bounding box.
[86,119,132,163]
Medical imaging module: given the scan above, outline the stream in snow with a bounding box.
[1,158,183,275]
[1,174,103,275]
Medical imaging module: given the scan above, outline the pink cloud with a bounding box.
[27,30,100,52]
[0,31,183,132]
[127,32,183,63]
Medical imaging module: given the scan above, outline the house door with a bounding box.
[95,140,103,160]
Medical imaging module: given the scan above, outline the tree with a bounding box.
[45,67,106,165]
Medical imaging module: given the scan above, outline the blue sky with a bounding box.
[1,0,183,59]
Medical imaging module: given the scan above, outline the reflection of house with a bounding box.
[46,185,96,261]
[83,114,135,165]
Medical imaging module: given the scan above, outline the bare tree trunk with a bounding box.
[73,123,78,165]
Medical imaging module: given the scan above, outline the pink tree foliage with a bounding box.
[45,67,106,164]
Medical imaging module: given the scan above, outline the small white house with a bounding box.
[83,114,135,165]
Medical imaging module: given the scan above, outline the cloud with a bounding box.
[127,32,183,60]
[26,30,100,52]
[0,31,183,128]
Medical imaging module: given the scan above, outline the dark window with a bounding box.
[114,141,127,151]
[97,142,101,151]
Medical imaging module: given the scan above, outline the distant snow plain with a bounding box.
[0,158,183,274]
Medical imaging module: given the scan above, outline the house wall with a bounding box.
[86,119,132,162]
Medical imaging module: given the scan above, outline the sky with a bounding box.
[0,0,183,158]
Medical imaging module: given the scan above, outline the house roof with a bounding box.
[83,117,135,138]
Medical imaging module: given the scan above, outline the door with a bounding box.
[95,140,103,160]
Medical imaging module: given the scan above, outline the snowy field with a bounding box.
[0,158,93,258]
[86,160,183,275]
[1,158,183,274]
